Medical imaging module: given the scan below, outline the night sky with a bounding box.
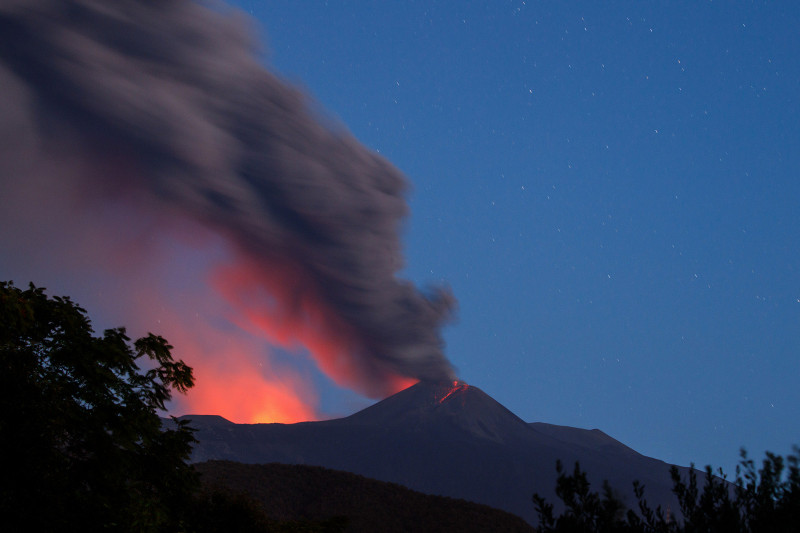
[1,0,798,478]
[238,1,800,475]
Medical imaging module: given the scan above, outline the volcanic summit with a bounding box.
[181,380,688,524]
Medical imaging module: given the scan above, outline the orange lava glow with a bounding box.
[211,254,419,400]
[184,362,316,423]
[437,380,469,404]
[111,237,415,423]
[6,148,409,426]
[140,295,319,424]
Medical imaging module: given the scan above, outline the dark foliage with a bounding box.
[0,280,527,531]
[533,448,800,533]
[183,484,326,533]
[532,460,632,533]
[0,281,199,531]
[195,460,535,533]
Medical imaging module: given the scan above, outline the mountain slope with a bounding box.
[181,381,687,524]
[196,460,535,532]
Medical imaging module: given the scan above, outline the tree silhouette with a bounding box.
[0,281,196,531]
[533,447,800,533]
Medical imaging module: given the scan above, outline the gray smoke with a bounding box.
[0,0,456,392]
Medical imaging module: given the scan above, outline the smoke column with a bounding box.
[0,0,456,419]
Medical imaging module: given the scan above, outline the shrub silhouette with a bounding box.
[533,447,800,532]
[0,281,197,531]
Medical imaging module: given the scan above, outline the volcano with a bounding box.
[181,381,687,524]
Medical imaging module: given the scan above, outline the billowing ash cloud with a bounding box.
[0,0,456,398]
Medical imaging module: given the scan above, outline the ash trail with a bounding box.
[0,0,457,398]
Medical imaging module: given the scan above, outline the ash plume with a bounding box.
[0,0,456,398]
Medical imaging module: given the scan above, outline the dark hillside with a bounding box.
[195,460,535,533]
[182,381,687,523]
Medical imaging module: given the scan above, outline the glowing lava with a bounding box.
[436,380,469,404]
[0,0,458,425]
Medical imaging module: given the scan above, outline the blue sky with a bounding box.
[1,0,797,479]
[235,1,800,474]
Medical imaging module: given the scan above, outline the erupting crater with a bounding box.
[435,380,469,404]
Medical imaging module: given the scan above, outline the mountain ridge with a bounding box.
[196,460,536,532]
[177,380,689,524]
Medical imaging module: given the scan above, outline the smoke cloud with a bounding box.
[0,0,455,414]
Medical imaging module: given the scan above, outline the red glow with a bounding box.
[211,254,419,400]
[183,360,316,423]
[115,278,320,424]
[35,189,322,424]
[165,322,318,423]
[437,380,469,404]
[4,149,413,424]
